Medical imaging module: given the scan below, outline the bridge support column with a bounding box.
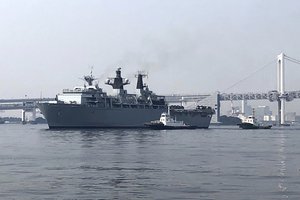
[21,110,26,124]
[278,100,281,125]
[277,53,286,125]
[241,99,247,115]
[181,97,186,106]
[32,108,36,122]
[216,93,221,122]
[279,97,285,125]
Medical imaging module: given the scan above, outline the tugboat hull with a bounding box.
[239,123,272,129]
[144,122,197,130]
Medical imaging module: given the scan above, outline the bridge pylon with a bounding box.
[277,53,285,125]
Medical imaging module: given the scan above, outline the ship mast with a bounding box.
[83,68,96,86]
[105,68,130,95]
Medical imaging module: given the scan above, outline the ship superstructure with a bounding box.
[169,105,214,128]
[39,68,214,129]
[39,68,167,128]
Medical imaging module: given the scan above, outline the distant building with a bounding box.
[263,115,276,122]
[285,112,296,122]
[227,106,240,116]
[241,101,253,116]
[256,106,272,121]
[295,116,300,123]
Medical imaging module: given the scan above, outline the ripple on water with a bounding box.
[1,124,300,199]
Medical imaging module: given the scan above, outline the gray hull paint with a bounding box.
[39,103,167,128]
[170,111,212,129]
[39,103,212,129]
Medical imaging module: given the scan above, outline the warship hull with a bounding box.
[39,103,168,128]
[39,103,213,129]
[170,109,213,129]
[38,68,213,129]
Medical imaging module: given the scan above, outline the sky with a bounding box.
[1,0,300,101]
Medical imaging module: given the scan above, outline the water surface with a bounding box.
[1,124,300,199]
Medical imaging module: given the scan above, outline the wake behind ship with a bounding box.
[38,68,214,129]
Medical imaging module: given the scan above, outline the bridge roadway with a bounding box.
[0,98,54,103]
[1,90,300,111]
[0,98,55,110]
[164,94,211,103]
[219,90,300,102]
[0,103,38,111]
[165,90,300,102]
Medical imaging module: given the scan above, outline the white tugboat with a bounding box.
[145,112,196,130]
[238,114,272,129]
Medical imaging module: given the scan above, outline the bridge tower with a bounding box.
[21,108,37,124]
[277,53,286,125]
[21,110,26,124]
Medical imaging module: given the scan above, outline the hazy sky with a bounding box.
[1,0,300,99]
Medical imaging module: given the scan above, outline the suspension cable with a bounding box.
[222,59,276,93]
[285,55,300,65]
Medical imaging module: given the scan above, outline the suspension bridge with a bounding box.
[163,53,300,125]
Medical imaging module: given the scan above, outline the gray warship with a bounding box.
[38,68,214,129]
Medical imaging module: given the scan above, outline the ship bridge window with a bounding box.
[113,104,121,108]
[131,105,138,109]
[74,87,82,91]
[87,87,96,91]
[159,105,166,109]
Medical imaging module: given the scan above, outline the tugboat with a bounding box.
[145,112,196,130]
[238,115,272,129]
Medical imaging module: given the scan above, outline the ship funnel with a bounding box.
[116,67,122,78]
[136,74,144,89]
[135,71,147,89]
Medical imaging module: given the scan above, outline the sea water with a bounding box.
[0,124,300,200]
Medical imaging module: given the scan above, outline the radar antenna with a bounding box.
[82,66,97,86]
[105,68,130,89]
